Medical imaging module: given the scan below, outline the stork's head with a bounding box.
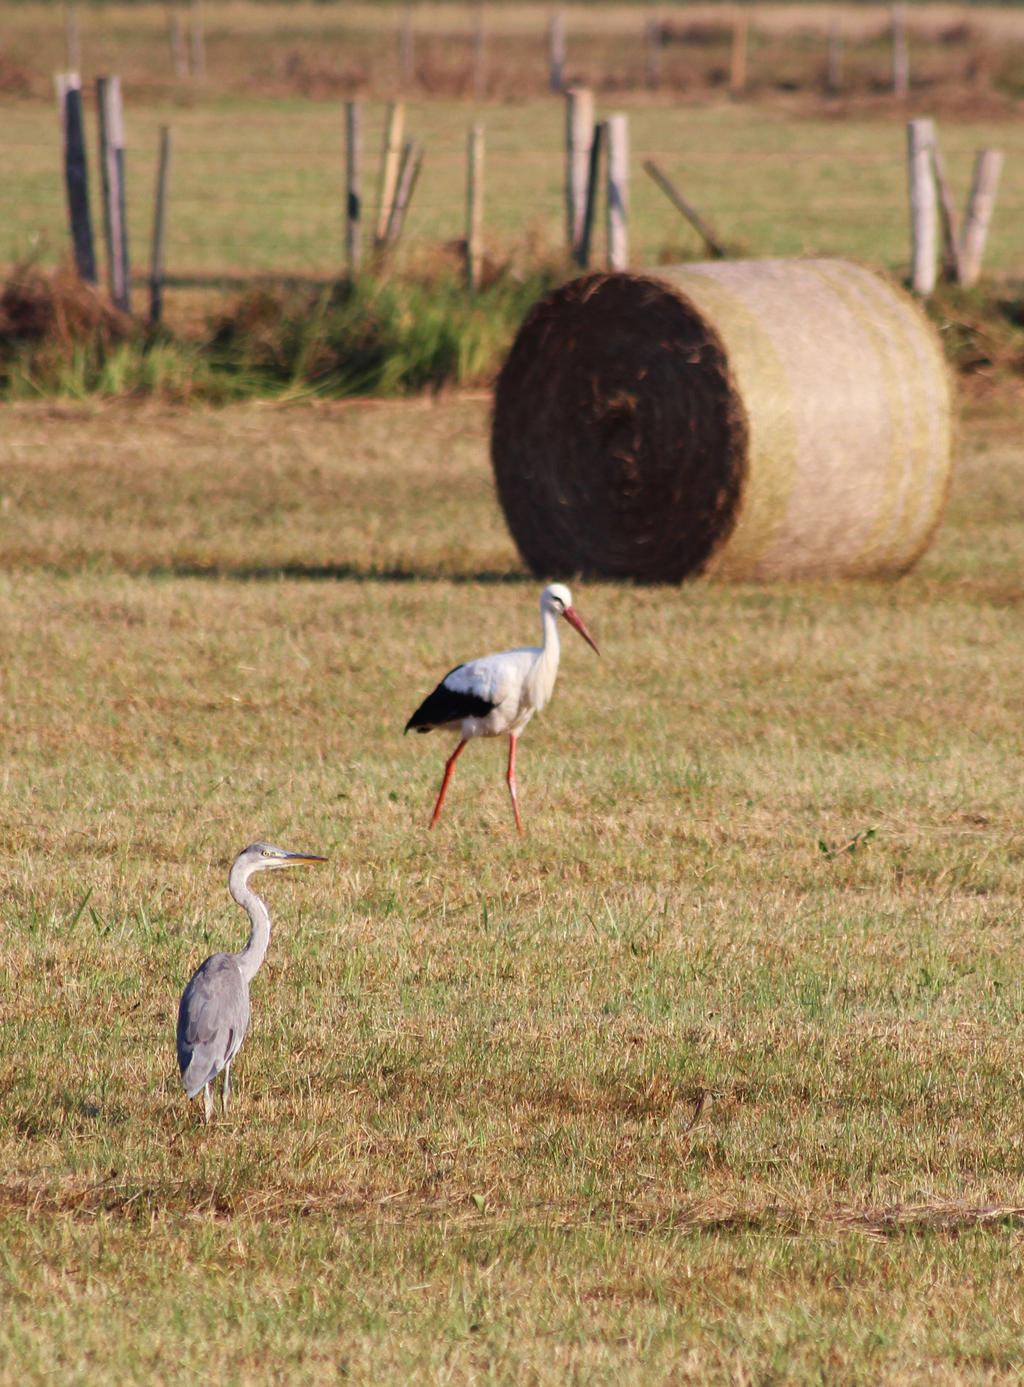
[541,584,600,655]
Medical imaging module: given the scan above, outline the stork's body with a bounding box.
[405,584,599,832]
[176,842,326,1122]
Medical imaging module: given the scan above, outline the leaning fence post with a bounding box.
[907,117,936,296]
[149,125,172,326]
[375,102,405,250]
[97,75,131,312]
[930,136,963,284]
[565,87,593,260]
[384,140,423,249]
[345,99,362,275]
[606,113,628,271]
[466,124,484,291]
[960,150,1003,289]
[56,72,97,283]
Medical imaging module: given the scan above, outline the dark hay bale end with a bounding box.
[491,260,953,583]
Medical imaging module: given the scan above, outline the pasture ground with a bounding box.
[2,383,1024,1383]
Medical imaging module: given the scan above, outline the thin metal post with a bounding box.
[345,100,362,275]
[149,125,173,325]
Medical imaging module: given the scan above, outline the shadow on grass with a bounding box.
[147,563,535,585]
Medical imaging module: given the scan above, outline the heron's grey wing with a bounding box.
[176,953,250,1098]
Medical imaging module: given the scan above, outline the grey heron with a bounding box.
[176,842,327,1122]
[405,583,599,833]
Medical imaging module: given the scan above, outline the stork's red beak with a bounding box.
[563,606,600,655]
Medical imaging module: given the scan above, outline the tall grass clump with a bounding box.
[0,260,564,403]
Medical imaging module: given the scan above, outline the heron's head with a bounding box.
[233,842,329,878]
[541,583,600,655]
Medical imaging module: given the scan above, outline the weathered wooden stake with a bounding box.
[930,138,963,284]
[375,102,405,248]
[730,9,749,95]
[907,117,936,296]
[565,87,594,259]
[97,75,131,312]
[466,124,484,291]
[345,100,362,275]
[576,121,604,270]
[643,159,726,259]
[56,73,97,283]
[960,150,1003,289]
[149,125,173,326]
[549,12,566,93]
[605,113,628,272]
[190,0,206,80]
[892,2,909,99]
[384,140,423,249]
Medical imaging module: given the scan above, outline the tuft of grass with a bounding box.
[0,260,564,402]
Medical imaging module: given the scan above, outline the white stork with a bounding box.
[404,582,600,833]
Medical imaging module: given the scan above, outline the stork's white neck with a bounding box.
[229,862,273,984]
[529,600,563,711]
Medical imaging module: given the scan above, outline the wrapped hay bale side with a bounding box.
[491,260,953,583]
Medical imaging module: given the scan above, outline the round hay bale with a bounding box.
[491,260,953,582]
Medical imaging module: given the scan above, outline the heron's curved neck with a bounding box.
[229,866,272,984]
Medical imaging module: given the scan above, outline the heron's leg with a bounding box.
[202,1082,214,1124]
[430,739,468,829]
[222,1061,231,1116]
[506,734,524,835]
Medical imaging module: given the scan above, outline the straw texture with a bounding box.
[491,261,953,582]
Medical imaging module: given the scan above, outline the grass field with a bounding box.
[2,380,1024,1382]
[3,3,1024,1378]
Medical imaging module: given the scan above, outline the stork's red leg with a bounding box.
[506,734,524,835]
[431,739,467,828]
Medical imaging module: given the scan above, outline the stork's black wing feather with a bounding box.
[405,665,497,733]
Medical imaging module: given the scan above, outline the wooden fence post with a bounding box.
[606,113,628,271]
[549,12,566,93]
[565,87,593,260]
[375,102,405,249]
[892,2,909,99]
[96,75,131,312]
[576,121,604,270]
[56,73,97,283]
[190,0,206,79]
[345,100,362,275]
[907,117,936,296]
[960,150,1003,289]
[149,125,172,326]
[466,124,484,291]
[929,136,963,284]
[384,140,423,249]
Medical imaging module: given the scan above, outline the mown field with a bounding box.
[1,381,1024,1382]
[3,2,1024,1381]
